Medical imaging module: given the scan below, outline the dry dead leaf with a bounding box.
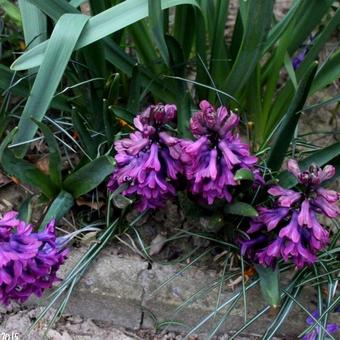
[0,171,11,186]
[149,234,167,256]
[35,157,50,174]
[76,197,105,210]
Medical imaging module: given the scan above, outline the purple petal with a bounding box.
[298,200,313,226]
[287,159,301,178]
[279,212,301,243]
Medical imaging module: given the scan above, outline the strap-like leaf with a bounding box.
[11,14,89,158]
[255,264,280,308]
[224,201,258,217]
[11,0,200,71]
[223,0,273,96]
[148,0,170,65]
[40,190,74,230]
[267,62,318,171]
[63,156,115,198]
[18,0,46,48]
[33,119,62,187]
[311,49,340,94]
[1,149,58,198]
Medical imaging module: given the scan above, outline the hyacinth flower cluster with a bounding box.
[0,211,68,305]
[108,101,259,210]
[241,160,340,268]
[303,310,339,340]
[108,104,183,211]
[181,100,258,204]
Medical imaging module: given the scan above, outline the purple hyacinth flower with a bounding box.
[303,310,340,340]
[241,160,339,269]
[0,212,68,305]
[258,207,290,231]
[268,186,301,207]
[182,100,258,205]
[108,104,183,211]
[292,49,308,70]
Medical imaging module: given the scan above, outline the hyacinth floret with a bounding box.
[181,100,258,204]
[0,211,68,305]
[241,160,340,269]
[108,104,183,211]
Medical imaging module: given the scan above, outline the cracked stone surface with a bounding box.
[17,248,339,339]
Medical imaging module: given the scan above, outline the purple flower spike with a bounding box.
[303,310,340,340]
[182,100,258,205]
[241,160,339,269]
[0,212,68,305]
[108,104,183,211]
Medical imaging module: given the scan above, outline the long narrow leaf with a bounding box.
[267,62,318,171]
[63,156,115,198]
[19,0,46,48]
[148,0,170,65]
[11,14,89,158]
[223,0,273,96]
[11,0,200,71]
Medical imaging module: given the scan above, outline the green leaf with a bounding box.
[11,0,200,71]
[18,0,46,49]
[11,14,89,158]
[28,0,78,20]
[234,168,254,182]
[283,52,298,90]
[177,92,192,138]
[266,62,318,172]
[71,111,98,159]
[33,119,62,187]
[18,196,34,223]
[127,66,143,114]
[255,264,280,308]
[104,39,176,102]
[267,7,340,135]
[311,49,340,95]
[173,4,196,60]
[0,65,71,112]
[208,0,229,88]
[69,0,86,7]
[224,0,273,96]
[109,106,134,125]
[224,201,258,217]
[1,149,58,199]
[278,142,340,188]
[148,0,170,65]
[286,0,334,54]
[103,99,118,145]
[165,35,185,77]
[263,0,300,53]
[0,0,22,25]
[40,190,74,230]
[0,128,18,161]
[63,156,115,198]
[0,126,57,199]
